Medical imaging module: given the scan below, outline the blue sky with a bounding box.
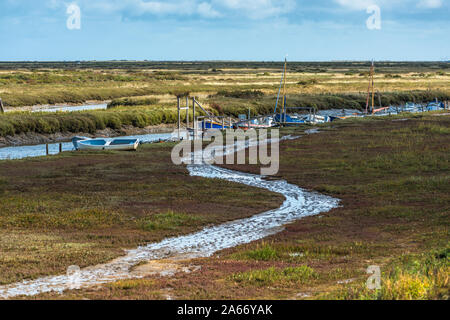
[0,0,449,61]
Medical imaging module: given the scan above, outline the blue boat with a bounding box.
[274,114,306,124]
[201,121,232,130]
[72,136,90,150]
[427,102,445,111]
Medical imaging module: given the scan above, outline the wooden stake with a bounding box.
[177,97,181,140]
[193,97,196,138]
[186,96,189,129]
[0,98,4,113]
[46,144,49,156]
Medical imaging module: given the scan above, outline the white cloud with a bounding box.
[42,0,294,19]
[334,0,376,10]
[335,0,445,10]
[197,2,221,18]
[215,0,296,19]
[417,0,443,8]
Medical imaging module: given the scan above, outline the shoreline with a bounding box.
[0,124,177,148]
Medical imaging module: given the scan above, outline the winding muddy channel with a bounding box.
[0,134,340,299]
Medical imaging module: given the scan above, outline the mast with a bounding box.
[365,60,375,114]
[282,57,288,120]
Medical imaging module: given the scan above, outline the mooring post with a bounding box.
[46,144,49,156]
[0,98,4,114]
[59,143,62,153]
[177,97,181,140]
[193,97,196,139]
[186,96,189,129]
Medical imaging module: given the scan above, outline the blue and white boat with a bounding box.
[73,137,140,151]
[72,136,90,150]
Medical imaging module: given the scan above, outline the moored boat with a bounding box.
[76,138,140,151]
[72,136,90,150]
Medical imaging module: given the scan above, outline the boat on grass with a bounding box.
[73,137,140,151]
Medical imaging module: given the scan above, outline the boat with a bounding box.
[72,136,90,150]
[75,138,140,151]
[235,117,275,130]
[274,113,306,125]
[201,121,232,130]
[427,102,444,111]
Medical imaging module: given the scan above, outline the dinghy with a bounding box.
[76,138,140,151]
[72,136,90,150]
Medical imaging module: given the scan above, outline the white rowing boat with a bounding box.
[74,138,140,151]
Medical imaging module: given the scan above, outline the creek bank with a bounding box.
[0,124,177,148]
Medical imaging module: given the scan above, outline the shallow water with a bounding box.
[4,103,109,114]
[0,134,339,299]
[0,133,172,160]
[35,104,108,113]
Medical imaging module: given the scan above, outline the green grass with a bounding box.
[138,211,202,231]
[325,249,449,300]
[0,106,203,137]
[107,97,159,109]
[230,266,317,286]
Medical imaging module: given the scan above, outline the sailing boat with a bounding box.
[366,61,389,115]
[273,57,318,124]
[274,58,301,124]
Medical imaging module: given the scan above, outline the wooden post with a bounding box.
[177,97,181,140]
[46,144,49,156]
[222,118,225,130]
[59,143,62,153]
[193,97,196,139]
[0,98,4,114]
[186,96,189,129]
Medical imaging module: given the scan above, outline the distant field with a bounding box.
[0,61,449,107]
[0,61,449,139]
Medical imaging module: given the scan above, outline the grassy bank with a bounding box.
[1,62,449,109]
[208,90,450,117]
[0,143,284,286]
[2,88,449,138]
[1,63,449,139]
[0,106,201,137]
[42,112,450,300]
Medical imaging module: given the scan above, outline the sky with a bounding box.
[0,0,449,61]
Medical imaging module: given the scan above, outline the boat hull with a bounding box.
[202,121,232,130]
[77,139,140,151]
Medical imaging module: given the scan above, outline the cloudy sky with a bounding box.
[0,0,449,61]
